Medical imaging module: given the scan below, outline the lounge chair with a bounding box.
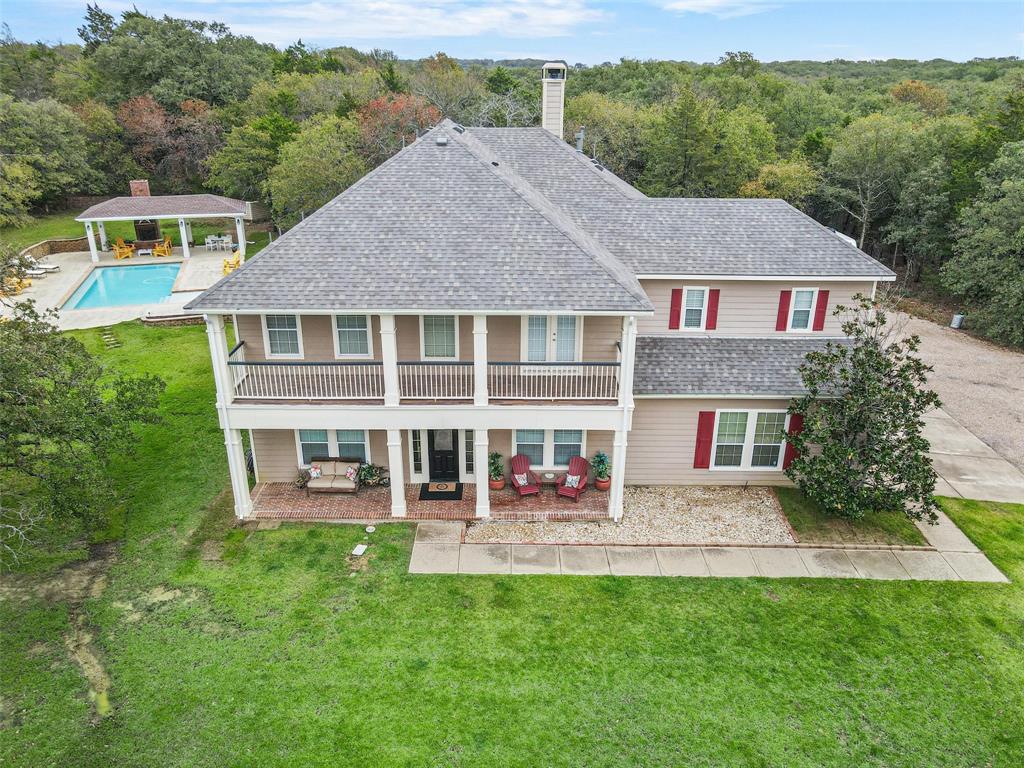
[113,238,135,260]
[26,256,59,273]
[152,237,173,258]
[510,454,541,499]
[555,455,589,503]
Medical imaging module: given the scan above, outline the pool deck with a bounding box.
[4,248,226,329]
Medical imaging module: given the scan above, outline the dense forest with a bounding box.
[1,6,1022,344]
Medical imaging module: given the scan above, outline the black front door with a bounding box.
[427,430,459,481]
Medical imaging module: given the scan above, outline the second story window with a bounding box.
[422,315,457,359]
[524,315,580,362]
[789,289,817,331]
[334,315,372,357]
[683,287,707,329]
[264,314,301,357]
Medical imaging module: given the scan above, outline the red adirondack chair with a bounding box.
[510,454,541,499]
[556,456,589,502]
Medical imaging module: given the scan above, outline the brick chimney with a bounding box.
[129,179,151,197]
[541,62,567,138]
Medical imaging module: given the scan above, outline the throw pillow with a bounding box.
[345,465,358,481]
[565,474,581,489]
[308,464,322,479]
[513,473,529,487]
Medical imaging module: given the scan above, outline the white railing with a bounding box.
[398,361,474,399]
[487,361,619,400]
[227,343,384,400]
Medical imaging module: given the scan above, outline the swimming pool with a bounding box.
[64,264,182,309]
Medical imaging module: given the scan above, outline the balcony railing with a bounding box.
[227,342,385,400]
[488,361,619,401]
[398,361,473,399]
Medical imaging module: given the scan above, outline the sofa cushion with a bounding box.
[319,461,338,476]
[331,476,356,490]
[307,477,333,489]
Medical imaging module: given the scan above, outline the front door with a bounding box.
[427,430,459,481]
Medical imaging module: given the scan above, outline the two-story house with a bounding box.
[187,62,893,524]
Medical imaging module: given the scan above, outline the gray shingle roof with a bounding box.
[77,194,249,221]
[634,335,849,396]
[467,128,893,279]
[187,121,652,314]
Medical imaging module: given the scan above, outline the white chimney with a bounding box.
[541,61,567,138]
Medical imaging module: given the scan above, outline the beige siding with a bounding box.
[637,280,874,337]
[236,314,382,363]
[581,316,621,361]
[251,429,298,482]
[587,430,614,462]
[487,316,521,362]
[626,398,795,486]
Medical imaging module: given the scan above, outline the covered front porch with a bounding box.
[249,482,609,522]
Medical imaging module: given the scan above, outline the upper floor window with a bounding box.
[334,315,372,358]
[264,314,302,357]
[712,410,788,471]
[788,289,818,331]
[683,287,708,329]
[422,315,457,359]
[523,315,580,362]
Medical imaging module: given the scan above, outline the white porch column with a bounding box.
[97,221,108,251]
[224,428,253,519]
[178,217,191,259]
[205,314,251,518]
[474,430,490,518]
[609,429,627,522]
[473,314,488,406]
[610,315,637,522]
[85,221,99,263]
[380,314,400,406]
[618,315,638,409]
[234,216,247,260]
[387,429,407,517]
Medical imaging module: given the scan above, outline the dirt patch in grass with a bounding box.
[776,487,927,546]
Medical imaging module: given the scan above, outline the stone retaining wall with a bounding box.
[20,236,90,259]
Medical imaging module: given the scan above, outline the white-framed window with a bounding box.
[295,429,370,467]
[464,430,475,476]
[788,288,818,331]
[333,315,373,358]
[682,287,708,330]
[513,429,586,469]
[411,430,423,474]
[262,314,303,358]
[521,315,582,362]
[711,410,789,471]
[421,315,458,360]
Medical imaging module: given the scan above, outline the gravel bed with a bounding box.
[465,486,796,545]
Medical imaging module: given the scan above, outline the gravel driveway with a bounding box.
[899,315,1024,470]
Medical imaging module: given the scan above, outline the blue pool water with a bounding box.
[64,264,182,309]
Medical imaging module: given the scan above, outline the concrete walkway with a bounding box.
[924,408,1024,504]
[409,518,1008,583]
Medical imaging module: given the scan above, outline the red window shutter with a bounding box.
[693,411,716,469]
[706,289,720,330]
[775,290,792,331]
[812,290,830,331]
[783,414,804,469]
[669,288,683,330]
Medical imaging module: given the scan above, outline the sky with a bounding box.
[3,1,1022,64]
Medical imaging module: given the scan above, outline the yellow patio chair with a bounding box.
[222,251,242,275]
[152,237,173,258]
[113,238,135,260]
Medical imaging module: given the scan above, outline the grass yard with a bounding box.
[776,487,928,546]
[0,210,271,255]
[2,323,1023,767]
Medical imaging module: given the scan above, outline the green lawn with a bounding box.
[0,210,271,255]
[777,487,928,546]
[2,323,1023,767]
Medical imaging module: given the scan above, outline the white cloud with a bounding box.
[660,0,781,19]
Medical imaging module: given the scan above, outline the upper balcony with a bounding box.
[224,312,628,406]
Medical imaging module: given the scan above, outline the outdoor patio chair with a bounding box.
[26,256,59,273]
[222,251,241,275]
[510,454,541,499]
[113,238,135,260]
[555,456,589,503]
[152,237,173,258]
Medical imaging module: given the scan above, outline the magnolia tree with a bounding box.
[785,294,940,523]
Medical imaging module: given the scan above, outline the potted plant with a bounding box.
[591,451,611,491]
[488,451,506,490]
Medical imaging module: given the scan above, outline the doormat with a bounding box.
[419,482,463,501]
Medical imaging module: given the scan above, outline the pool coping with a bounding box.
[58,258,187,312]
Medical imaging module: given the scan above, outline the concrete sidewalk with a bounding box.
[407,521,1008,583]
[925,408,1024,504]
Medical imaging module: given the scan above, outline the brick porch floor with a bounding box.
[250,482,610,521]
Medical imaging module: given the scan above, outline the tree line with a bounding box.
[1,7,1022,344]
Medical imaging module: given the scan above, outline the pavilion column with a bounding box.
[380,314,400,406]
[85,221,99,263]
[97,222,108,251]
[185,221,194,246]
[473,314,488,406]
[234,216,247,260]
[178,218,191,259]
[474,430,490,518]
[387,429,407,517]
